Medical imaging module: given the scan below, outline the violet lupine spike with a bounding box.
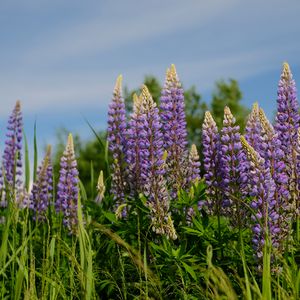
[160,64,189,198]
[30,145,53,221]
[187,144,201,185]
[297,128,300,217]
[139,85,176,239]
[125,93,145,196]
[241,136,280,261]
[274,62,300,216]
[259,108,292,251]
[0,101,23,191]
[56,134,79,234]
[220,107,248,224]
[202,111,221,214]
[245,102,263,154]
[107,75,127,212]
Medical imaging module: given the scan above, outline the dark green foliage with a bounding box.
[124,75,162,114]
[211,79,250,131]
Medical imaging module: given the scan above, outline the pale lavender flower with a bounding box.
[259,109,292,253]
[202,111,221,214]
[220,107,248,224]
[274,62,300,215]
[30,145,53,221]
[107,75,127,210]
[0,101,23,190]
[125,93,145,196]
[245,103,263,154]
[56,134,79,234]
[160,65,189,197]
[187,144,201,185]
[241,136,280,260]
[140,85,176,239]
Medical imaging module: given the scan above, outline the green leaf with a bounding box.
[103,211,117,223]
[181,261,197,281]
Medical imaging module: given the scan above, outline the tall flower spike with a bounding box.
[274,62,300,217]
[187,144,201,185]
[245,102,263,154]
[241,136,279,261]
[202,111,222,214]
[107,75,127,211]
[259,108,291,252]
[160,64,189,198]
[30,145,53,221]
[139,85,176,239]
[220,107,248,224]
[125,93,145,196]
[0,101,23,191]
[56,134,79,234]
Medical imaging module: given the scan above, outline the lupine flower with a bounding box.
[241,136,280,260]
[160,64,189,197]
[274,62,300,216]
[95,170,105,204]
[107,75,127,211]
[125,93,144,196]
[139,85,176,239]
[245,102,263,154]
[30,145,53,221]
[56,134,79,234]
[0,101,23,191]
[259,108,291,252]
[202,111,221,214]
[296,127,300,216]
[220,107,248,224]
[187,144,201,185]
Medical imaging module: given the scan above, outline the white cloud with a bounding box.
[21,0,238,65]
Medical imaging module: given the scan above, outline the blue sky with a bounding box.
[0,0,300,158]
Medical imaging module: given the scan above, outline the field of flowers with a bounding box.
[0,63,299,299]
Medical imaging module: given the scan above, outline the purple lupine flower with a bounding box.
[220,107,248,224]
[187,144,201,185]
[139,85,176,239]
[0,101,23,191]
[259,108,291,252]
[125,93,144,196]
[241,136,280,261]
[30,145,53,221]
[202,111,221,214]
[107,75,127,213]
[274,62,300,215]
[245,102,263,154]
[160,64,189,198]
[297,128,300,217]
[56,134,79,234]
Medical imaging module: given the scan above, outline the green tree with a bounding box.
[210,79,249,130]
[184,86,207,146]
[123,75,162,113]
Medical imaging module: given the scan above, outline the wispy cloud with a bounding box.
[21,1,238,65]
